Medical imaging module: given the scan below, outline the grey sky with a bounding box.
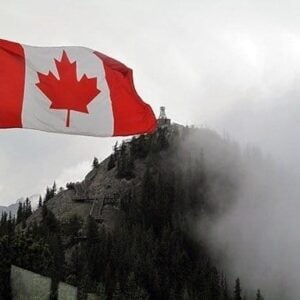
[1,0,300,205]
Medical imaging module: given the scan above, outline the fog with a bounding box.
[193,104,300,299]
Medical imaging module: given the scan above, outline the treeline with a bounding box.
[0,126,265,299]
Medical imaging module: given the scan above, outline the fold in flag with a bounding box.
[0,39,156,137]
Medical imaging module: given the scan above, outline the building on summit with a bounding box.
[157,106,171,128]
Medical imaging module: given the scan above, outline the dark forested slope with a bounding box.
[0,125,264,300]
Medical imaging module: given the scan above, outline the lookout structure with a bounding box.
[157,106,171,128]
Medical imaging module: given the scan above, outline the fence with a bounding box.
[11,265,51,300]
[10,265,102,300]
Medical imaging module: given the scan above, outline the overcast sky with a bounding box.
[1,0,300,205]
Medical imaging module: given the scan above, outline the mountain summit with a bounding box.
[27,123,237,231]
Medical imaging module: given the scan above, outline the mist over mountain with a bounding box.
[201,93,300,300]
[198,144,300,300]
[0,123,294,299]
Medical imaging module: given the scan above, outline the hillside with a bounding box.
[28,124,238,230]
[25,133,168,230]
[0,124,263,300]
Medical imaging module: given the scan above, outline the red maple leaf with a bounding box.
[36,51,100,127]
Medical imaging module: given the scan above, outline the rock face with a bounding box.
[0,203,19,216]
[26,148,147,230]
[0,194,40,217]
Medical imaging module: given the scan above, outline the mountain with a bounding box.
[0,195,40,217]
[28,124,237,223]
[26,124,238,231]
[0,124,264,299]
[0,203,19,216]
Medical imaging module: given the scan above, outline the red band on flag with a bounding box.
[94,51,156,136]
[0,39,25,128]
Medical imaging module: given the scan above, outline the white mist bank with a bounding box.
[194,133,300,299]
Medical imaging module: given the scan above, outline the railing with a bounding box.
[72,192,119,222]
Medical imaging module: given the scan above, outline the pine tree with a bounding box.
[107,154,115,170]
[112,282,122,300]
[256,289,264,300]
[24,197,32,219]
[52,181,57,195]
[113,141,118,153]
[0,236,12,299]
[182,286,191,300]
[39,206,65,298]
[125,272,149,299]
[93,157,100,169]
[16,201,23,224]
[67,245,85,287]
[38,195,43,208]
[62,214,81,244]
[116,142,135,179]
[41,205,60,234]
[96,282,107,300]
[7,212,14,237]
[234,278,242,300]
[134,286,149,300]
[210,267,221,300]
[44,187,51,203]
[49,233,64,299]
[44,182,57,203]
[221,273,229,300]
[77,267,89,300]
[0,212,8,236]
[84,215,101,285]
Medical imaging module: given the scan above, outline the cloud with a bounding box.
[55,160,92,189]
[0,0,299,204]
[198,146,300,299]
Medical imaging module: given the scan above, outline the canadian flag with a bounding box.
[0,39,156,137]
